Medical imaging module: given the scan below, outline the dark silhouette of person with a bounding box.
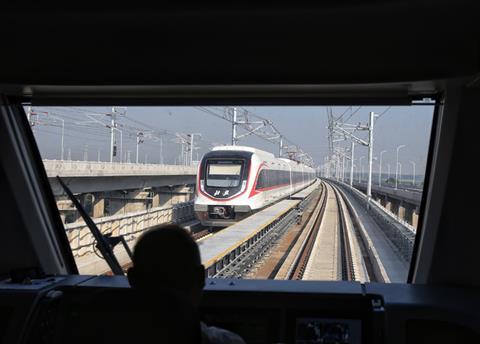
[128,224,246,344]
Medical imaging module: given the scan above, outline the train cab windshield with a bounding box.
[206,160,243,188]
[22,104,435,283]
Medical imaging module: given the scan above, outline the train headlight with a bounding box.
[213,206,226,216]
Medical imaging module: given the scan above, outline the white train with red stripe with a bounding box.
[194,146,316,227]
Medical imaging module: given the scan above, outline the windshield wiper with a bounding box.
[57,176,125,275]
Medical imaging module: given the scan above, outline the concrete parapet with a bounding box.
[66,200,195,274]
[43,159,197,178]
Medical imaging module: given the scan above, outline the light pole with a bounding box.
[109,107,116,163]
[387,163,391,183]
[379,150,387,187]
[395,145,406,189]
[410,161,416,186]
[350,141,355,187]
[398,162,402,186]
[366,111,375,202]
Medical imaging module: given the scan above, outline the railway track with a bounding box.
[247,180,371,282]
[193,179,372,282]
[192,228,212,241]
[285,180,370,282]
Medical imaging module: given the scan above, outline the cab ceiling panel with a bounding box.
[0,2,478,88]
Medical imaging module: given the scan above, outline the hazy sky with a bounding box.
[30,105,434,176]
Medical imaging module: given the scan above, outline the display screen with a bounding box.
[295,318,361,344]
[206,160,243,188]
[208,164,242,175]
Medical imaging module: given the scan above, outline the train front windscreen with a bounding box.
[206,160,244,188]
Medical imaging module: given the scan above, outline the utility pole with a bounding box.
[114,128,123,163]
[180,141,185,165]
[50,115,64,161]
[279,136,283,157]
[395,144,406,189]
[109,107,116,163]
[410,161,416,186]
[60,119,64,160]
[231,107,237,146]
[328,109,372,199]
[379,150,387,187]
[350,142,355,187]
[189,133,201,165]
[366,111,375,203]
[119,129,123,163]
[136,132,144,164]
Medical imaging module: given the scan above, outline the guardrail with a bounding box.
[352,181,422,206]
[43,159,197,177]
[332,180,415,262]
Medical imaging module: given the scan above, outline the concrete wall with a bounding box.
[65,201,195,274]
[333,180,416,262]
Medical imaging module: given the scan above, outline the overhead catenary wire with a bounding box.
[375,106,392,120]
[31,106,223,165]
[195,106,314,166]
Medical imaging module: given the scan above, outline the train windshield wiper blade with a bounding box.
[56,176,125,275]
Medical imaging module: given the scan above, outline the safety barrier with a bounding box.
[65,201,195,258]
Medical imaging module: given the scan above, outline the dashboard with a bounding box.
[0,276,479,344]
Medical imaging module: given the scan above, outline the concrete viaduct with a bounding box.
[43,160,197,223]
[352,182,422,228]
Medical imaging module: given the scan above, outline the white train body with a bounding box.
[194,146,316,226]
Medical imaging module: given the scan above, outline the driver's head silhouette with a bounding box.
[127,224,205,308]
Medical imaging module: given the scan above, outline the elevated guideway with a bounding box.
[43,159,197,195]
[199,199,300,276]
[352,181,422,227]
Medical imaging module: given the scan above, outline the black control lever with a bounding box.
[56,176,124,275]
